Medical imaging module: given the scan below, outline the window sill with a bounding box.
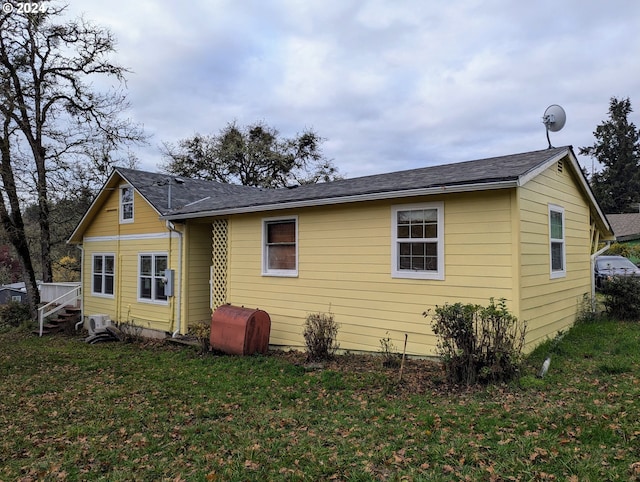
[392,271,444,280]
[137,298,169,305]
[91,293,115,299]
[262,271,299,278]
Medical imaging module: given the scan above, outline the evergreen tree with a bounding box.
[580,97,640,213]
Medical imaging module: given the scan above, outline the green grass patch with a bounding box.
[1,319,640,481]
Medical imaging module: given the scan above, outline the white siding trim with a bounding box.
[91,252,116,298]
[391,202,445,280]
[119,184,134,224]
[262,215,299,277]
[84,232,179,243]
[548,203,566,279]
[137,252,169,304]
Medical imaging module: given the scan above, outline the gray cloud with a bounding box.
[67,0,640,179]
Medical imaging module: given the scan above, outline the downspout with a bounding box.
[74,244,85,331]
[590,241,611,312]
[166,220,183,337]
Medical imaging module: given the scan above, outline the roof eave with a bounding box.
[161,179,519,220]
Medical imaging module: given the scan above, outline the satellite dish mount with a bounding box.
[542,104,566,149]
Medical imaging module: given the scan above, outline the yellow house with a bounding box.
[69,146,614,355]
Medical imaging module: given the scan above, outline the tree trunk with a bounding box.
[36,149,53,283]
[0,134,41,318]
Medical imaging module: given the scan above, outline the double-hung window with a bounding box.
[262,217,298,276]
[392,202,444,280]
[549,204,566,278]
[120,185,134,223]
[92,254,115,296]
[139,253,168,302]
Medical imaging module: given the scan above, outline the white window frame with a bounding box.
[119,185,134,224]
[391,202,445,280]
[11,295,22,302]
[138,252,169,304]
[91,253,115,297]
[262,216,298,277]
[549,204,566,279]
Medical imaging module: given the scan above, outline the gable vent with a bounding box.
[557,160,564,173]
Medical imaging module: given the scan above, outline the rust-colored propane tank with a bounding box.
[210,305,271,355]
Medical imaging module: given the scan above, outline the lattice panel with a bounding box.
[211,219,228,309]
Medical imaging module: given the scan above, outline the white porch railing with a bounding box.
[37,283,82,337]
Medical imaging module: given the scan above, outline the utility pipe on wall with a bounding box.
[74,245,85,331]
[590,242,611,312]
[166,221,183,337]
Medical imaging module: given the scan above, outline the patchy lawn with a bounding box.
[1,319,640,481]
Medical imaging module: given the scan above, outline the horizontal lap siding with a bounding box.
[82,186,178,333]
[83,236,178,332]
[184,223,212,328]
[226,191,514,357]
[519,162,591,347]
[84,189,166,237]
[83,204,118,238]
[116,237,179,332]
[82,240,118,318]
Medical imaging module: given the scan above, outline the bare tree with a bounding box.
[0,1,145,315]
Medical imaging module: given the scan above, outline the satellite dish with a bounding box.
[542,104,566,148]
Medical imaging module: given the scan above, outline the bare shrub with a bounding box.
[379,332,401,368]
[117,319,144,343]
[188,320,211,354]
[303,312,339,361]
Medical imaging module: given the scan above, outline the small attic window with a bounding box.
[120,185,134,223]
[557,160,564,173]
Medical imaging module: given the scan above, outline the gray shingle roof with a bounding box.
[605,213,640,241]
[154,146,571,218]
[116,168,259,216]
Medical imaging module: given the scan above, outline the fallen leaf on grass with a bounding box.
[529,447,548,462]
[443,464,455,474]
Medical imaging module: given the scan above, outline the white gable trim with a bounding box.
[517,150,568,186]
[517,148,611,235]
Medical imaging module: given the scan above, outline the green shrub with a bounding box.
[303,311,339,362]
[600,276,640,320]
[0,302,31,328]
[575,293,604,324]
[603,242,640,262]
[425,298,526,385]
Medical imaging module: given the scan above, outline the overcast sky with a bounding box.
[67,0,640,179]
